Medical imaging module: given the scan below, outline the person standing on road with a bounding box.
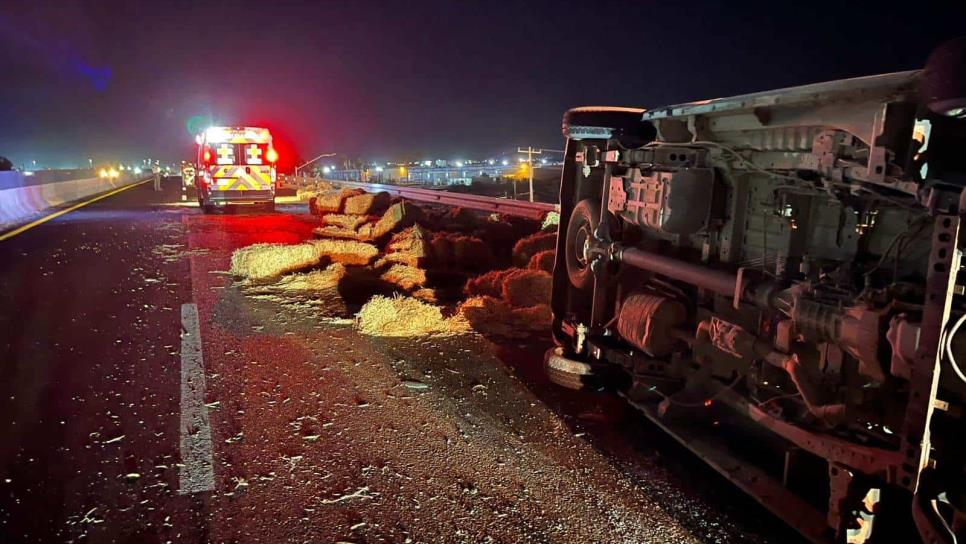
[152,161,162,191]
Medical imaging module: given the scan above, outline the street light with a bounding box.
[296,152,337,178]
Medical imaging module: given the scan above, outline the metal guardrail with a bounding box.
[285,175,558,220]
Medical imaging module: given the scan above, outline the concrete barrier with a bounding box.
[0,172,144,229]
[0,169,103,190]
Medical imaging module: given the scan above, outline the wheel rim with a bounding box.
[574,223,591,269]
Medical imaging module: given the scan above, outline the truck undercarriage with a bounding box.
[547,39,966,542]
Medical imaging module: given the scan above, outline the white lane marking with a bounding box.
[179,302,214,494]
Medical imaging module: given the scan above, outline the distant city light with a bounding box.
[423,160,432,167]
[488,159,495,165]
[23,171,34,176]
[375,166,384,172]
[133,167,142,174]
[455,161,464,168]
[322,166,332,174]
[501,160,509,166]
[541,158,548,164]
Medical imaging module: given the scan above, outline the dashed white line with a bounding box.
[179,302,214,494]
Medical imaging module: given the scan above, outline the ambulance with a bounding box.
[196,126,278,212]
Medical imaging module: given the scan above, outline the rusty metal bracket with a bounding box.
[607,175,627,214]
[899,215,961,493]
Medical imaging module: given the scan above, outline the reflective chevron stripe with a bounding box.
[211,165,274,190]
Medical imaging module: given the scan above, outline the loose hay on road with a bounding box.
[230,243,322,280]
[273,263,347,292]
[356,295,469,337]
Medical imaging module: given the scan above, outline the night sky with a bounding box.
[1,0,964,169]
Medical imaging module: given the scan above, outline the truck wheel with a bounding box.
[201,202,215,214]
[565,199,600,290]
[264,201,275,213]
[544,347,609,391]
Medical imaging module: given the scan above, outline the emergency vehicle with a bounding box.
[196,126,278,212]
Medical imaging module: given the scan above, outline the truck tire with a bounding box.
[565,199,601,291]
[264,201,275,213]
[922,36,966,117]
[544,347,609,391]
[562,107,656,146]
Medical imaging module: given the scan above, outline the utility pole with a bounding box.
[517,146,540,202]
[516,147,564,202]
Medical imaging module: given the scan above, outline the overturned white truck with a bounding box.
[547,38,966,543]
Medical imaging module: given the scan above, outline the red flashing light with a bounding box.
[202,147,212,164]
[266,147,278,163]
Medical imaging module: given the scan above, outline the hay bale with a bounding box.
[296,188,319,202]
[309,239,379,266]
[379,264,427,291]
[464,269,514,298]
[343,191,391,215]
[321,214,369,231]
[512,231,557,267]
[384,225,432,267]
[364,201,424,241]
[502,269,552,307]
[314,188,364,215]
[512,304,552,324]
[457,296,550,338]
[451,235,493,271]
[313,225,366,240]
[444,207,479,230]
[430,233,455,266]
[274,263,347,292]
[230,243,322,280]
[356,295,469,337]
[527,249,556,273]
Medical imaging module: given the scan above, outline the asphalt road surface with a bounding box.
[0,179,804,543]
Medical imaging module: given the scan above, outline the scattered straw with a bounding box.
[273,264,347,292]
[356,295,469,337]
